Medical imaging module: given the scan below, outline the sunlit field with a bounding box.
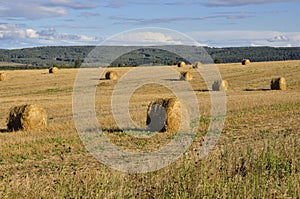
[1,60,300,198]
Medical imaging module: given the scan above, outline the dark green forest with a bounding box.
[0,46,299,69]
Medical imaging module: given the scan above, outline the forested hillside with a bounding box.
[206,47,300,63]
[0,46,299,69]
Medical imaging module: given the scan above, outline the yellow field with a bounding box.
[0,61,300,198]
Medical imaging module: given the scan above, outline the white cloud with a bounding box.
[0,23,100,48]
[0,24,38,39]
[24,29,39,39]
[267,35,289,42]
[105,31,189,46]
[1,24,300,48]
[188,30,300,47]
[37,28,100,44]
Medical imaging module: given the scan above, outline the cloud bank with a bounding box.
[1,24,299,48]
[189,30,300,47]
[104,29,199,46]
[0,23,100,48]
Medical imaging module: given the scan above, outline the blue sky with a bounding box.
[0,0,300,48]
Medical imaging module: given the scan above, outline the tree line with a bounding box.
[0,46,299,69]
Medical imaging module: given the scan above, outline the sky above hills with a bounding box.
[0,0,300,49]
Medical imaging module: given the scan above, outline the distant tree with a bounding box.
[74,59,82,68]
[168,60,176,65]
[154,59,161,64]
[214,58,222,64]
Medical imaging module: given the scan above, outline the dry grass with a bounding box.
[0,61,300,198]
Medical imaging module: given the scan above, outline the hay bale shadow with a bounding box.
[196,89,210,92]
[102,128,124,133]
[98,78,118,82]
[103,127,149,133]
[103,128,159,138]
[244,88,271,91]
[0,129,8,133]
[164,79,182,82]
[102,128,159,133]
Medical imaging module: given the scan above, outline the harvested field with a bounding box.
[0,60,300,198]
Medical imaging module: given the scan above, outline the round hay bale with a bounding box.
[177,61,186,68]
[271,77,286,90]
[0,72,7,81]
[49,66,59,74]
[105,71,118,80]
[212,80,228,91]
[180,71,193,81]
[242,59,250,65]
[193,61,202,69]
[146,98,181,133]
[7,104,47,132]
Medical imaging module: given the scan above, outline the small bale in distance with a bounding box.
[242,59,250,65]
[7,104,47,132]
[146,98,181,133]
[0,73,7,81]
[49,66,59,74]
[177,61,186,68]
[105,71,118,80]
[180,71,193,81]
[271,77,286,90]
[193,62,202,69]
[212,80,228,91]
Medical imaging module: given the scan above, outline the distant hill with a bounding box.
[205,46,300,63]
[0,46,300,69]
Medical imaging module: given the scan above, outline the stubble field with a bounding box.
[0,60,300,198]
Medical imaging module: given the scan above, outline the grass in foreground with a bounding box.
[1,130,299,198]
